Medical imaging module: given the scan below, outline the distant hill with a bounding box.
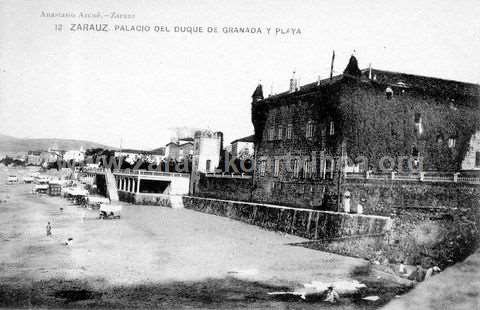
[0,134,114,152]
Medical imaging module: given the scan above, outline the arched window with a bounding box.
[286,124,293,139]
[306,121,314,138]
[277,126,283,140]
[273,159,280,177]
[414,113,423,135]
[329,121,335,136]
[448,137,456,148]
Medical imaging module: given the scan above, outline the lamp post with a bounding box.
[336,141,345,212]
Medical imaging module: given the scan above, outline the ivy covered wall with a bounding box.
[338,78,480,171]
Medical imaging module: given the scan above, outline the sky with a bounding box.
[0,0,479,150]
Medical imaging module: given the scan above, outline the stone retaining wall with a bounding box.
[196,175,253,201]
[118,191,184,208]
[342,179,480,266]
[183,196,391,258]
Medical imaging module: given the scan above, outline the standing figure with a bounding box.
[408,264,426,283]
[343,190,351,213]
[46,222,52,236]
[398,260,408,277]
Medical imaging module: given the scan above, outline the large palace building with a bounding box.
[250,56,480,207]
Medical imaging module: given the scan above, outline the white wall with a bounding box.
[462,130,480,170]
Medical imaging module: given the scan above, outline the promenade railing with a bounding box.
[345,171,480,184]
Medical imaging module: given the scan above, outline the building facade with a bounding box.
[165,138,194,161]
[230,135,255,159]
[251,56,480,208]
[189,130,223,195]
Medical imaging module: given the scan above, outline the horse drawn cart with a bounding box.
[99,204,122,219]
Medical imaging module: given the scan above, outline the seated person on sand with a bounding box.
[408,263,426,283]
[425,264,441,280]
[324,285,340,303]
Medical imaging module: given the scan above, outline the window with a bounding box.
[476,152,480,167]
[286,124,293,139]
[267,128,275,141]
[273,159,280,177]
[259,160,266,176]
[303,160,312,179]
[206,160,211,172]
[292,159,300,178]
[414,113,421,123]
[414,113,423,135]
[329,121,335,136]
[448,138,456,148]
[277,127,283,140]
[306,121,314,138]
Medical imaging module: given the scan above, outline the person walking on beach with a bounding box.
[46,222,52,236]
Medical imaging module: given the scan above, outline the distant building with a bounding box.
[27,150,59,166]
[27,151,42,165]
[114,149,165,165]
[250,55,480,207]
[63,146,85,163]
[230,135,255,159]
[190,130,223,195]
[165,138,194,161]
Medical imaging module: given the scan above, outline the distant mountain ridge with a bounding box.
[0,134,114,152]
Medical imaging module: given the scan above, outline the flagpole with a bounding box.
[330,50,335,80]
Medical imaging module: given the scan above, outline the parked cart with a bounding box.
[87,196,110,210]
[33,184,49,193]
[99,204,122,219]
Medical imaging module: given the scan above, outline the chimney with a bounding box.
[317,75,321,86]
[289,70,297,93]
[368,63,372,79]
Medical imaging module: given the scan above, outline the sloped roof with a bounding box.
[364,69,480,97]
[262,69,479,103]
[231,135,255,144]
[259,55,479,102]
[179,142,193,147]
[117,148,164,155]
[179,137,194,142]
